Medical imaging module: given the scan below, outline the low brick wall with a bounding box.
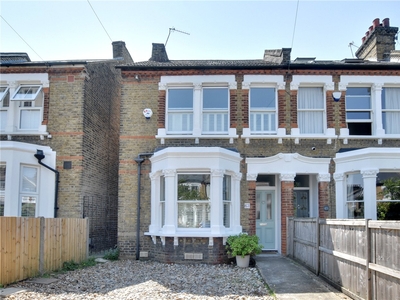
[144,236,228,264]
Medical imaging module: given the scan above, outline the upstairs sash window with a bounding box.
[202,87,229,134]
[167,88,193,133]
[345,87,372,135]
[298,87,324,134]
[250,87,276,134]
[382,87,400,134]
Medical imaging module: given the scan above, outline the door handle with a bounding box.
[260,223,267,226]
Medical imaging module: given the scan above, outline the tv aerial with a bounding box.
[165,27,190,47]
[348,41,359,58]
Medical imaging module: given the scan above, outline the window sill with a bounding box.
[145,230,241,246]
[1,130,50,141]
[338,129,400,144]
[156,128,238,144]
[242,128,337,144]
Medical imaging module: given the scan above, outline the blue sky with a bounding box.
[1,0,399,62]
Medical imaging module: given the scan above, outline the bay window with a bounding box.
[249,87,276,134]
[146,147,242,240]
[298,87,324,134]
[382,87,400,134]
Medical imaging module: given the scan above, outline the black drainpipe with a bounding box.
[34,149,60,218]
[134,152,153,260]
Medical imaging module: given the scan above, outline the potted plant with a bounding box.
[226,233,263,267]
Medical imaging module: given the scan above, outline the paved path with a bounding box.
[256,254,352,300]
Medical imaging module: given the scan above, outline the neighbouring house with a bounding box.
[0,41,133,252]
[117,18,400,263]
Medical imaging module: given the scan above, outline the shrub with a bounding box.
[103,246,120,261]
[226,233,263,258]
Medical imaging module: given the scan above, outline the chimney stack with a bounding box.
[112,41,134,63]
[355,18,398,61]
[149,43,169,62]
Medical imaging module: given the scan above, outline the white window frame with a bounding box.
[345,87,372,136]
[20,165,39,217]
[339,76,400,142]
[177,173,211,229]
[11,85,43,101]
[166,87,194,134]
[202,86,229,134]
[382,87,400,135]
[0,163,5,217]
[0,86,9,102]
[157,75,238,144]
[297,86,326,134]
[249,86,277,134]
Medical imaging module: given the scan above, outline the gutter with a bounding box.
[134,152,154,260]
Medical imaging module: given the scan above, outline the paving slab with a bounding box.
[24,277,59,284]
[0,288,28,298]
[256,254,351,300]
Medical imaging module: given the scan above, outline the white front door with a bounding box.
[256,190,276,250]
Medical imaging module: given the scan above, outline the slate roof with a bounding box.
[0,53,31,64]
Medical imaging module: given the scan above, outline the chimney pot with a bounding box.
[382,18,390,27]
[369,25,374,33]
[372,18,380,28]
[362,36,366,43]
[365,31,370,37]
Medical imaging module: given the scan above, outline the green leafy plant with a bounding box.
[103,246,120,261]
[226,233,263,258]
[62,257,96,271]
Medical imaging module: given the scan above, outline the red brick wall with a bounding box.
[318,181,330,218]
[281,181,294,255]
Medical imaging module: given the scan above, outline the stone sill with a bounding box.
[145,231,239,246]
[1,132,50,140]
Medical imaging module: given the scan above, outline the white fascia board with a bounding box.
[334,147,400,173]
[150,147,242,172]
[1,73,49,87]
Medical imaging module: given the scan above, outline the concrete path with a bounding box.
[256,254,351,300]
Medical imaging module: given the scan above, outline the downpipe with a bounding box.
[134,152,153,260]
[34,150,60,218]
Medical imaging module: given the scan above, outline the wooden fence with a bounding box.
[287,218,400,300]
[0,217,89,286]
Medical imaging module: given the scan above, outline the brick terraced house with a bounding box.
[117,18,400,263]
[0,42,133,252]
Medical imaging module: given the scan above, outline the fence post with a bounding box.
[316,217,320,275]
[85,217,90,259]
[39,217,45,275]
[365,219,371,300]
